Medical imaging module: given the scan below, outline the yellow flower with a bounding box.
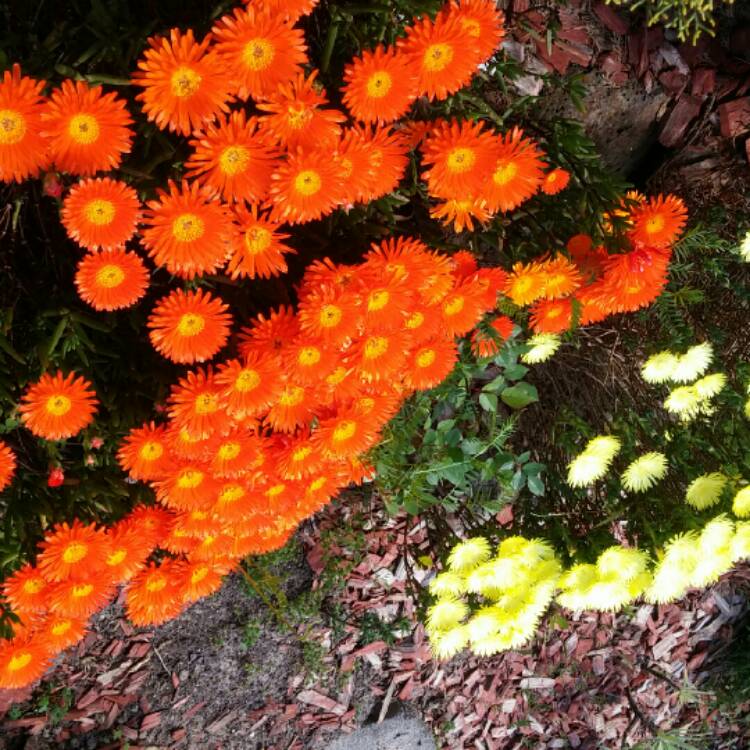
[641,351,679,384]
[426,598,468,633]
[428,571,466,598]
[566,435,621,488]
[693,372,726,399]
[664,385,702,420]
[690,516,734,586]
[685,472,727,509]
[447,537,491,574]
[431,624,469,660]
[731,522,750,561]
[732,486,750,519]
[644,533,698,604]
[671,342,713,383]
[739,230,750,262]
[621,452,668,493]
[521,333,561,364]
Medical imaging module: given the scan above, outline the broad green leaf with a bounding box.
[501,382,539,409]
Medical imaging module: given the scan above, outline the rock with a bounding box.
[659,93,702,147]
[325,716,437,750]
[718,97,750,138]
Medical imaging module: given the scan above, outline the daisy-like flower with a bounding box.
[148,288,232,365]
[426,598,469,633]
[348,332,410,382]
[431,197,493,233]
[504,261,547,306]
[37,613,89,653]
[540,255,581,299]
[691,515,735,587]
[444,0,505,61]
[297,285,360,345]
[334,127,380,205]
[0,65,49,183]
[117,422,172,481]
[541,168,570,195]
[529,298,573,334]
[355,125,410,201]
[61,177,140,251]
[246,0,319,24]
[20,371,98,440]
[671,342,713,383]
[37,520,109,582]
[42,80,133,175]
[421,119,499,199]
[431,624,470,660]
[732,486,750,519]
[621,452,668,493]
[641,351,679,384]
[274,431,324,480]
[448,537,491,574]
[521,332,561,364]
[104,522,153,583]
[429,572,467,598]
[483,128,545,213]
[342,44,418,124]
[566,435,621,488]
[399,12,481,101]
[155,464,216,511]
[405,338,458,390]
[685,472,727,510]
[133,28,233,136]
[48,574,114,619]
[597,246,671,313]
[693,372,726,399]
[664,385,703,420]
[2,564,48,617]
[257,70,345,152]
[629,194,687,248]
[0,439,16,492]
[141,180,232,279]
[126,559,186,626]
[286,339,338,384]
[440,281,487,336]
[313,409,379,459]
[0,635,51,689]
[186,112,280,204]
[211,6,307,100]
[227,204,295,279]
[238,305,299,359]
[471,315,515,358]
[739,230,750,262]
[181,560,228,604]
[268,149,344,224]
[167,367,225,438]
[75,249,149,311]
[215,354,282,419]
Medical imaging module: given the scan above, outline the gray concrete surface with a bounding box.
[326,716,437,750]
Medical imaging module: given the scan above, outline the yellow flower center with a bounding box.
[95,264,126,289]
[177,312,205,337]
[416,349,436,368]
[645,215,665,234]
[292,446,312,462]
[242,38,275,70]
[546,305,563,319]
[140,440,164,461]
[83,199,115,226]
[219,145,251,176]
[294,169,322,196]
[446,147,477,174]
[72,583,94,599]
[338,156,353,179]
[494,161,519,186]
[51,620,72,637]
[8,652,32,672]
[235,368,261,392]
[366,71,393,98]
[367,290,390,311]
[266,483,285,498]
[319,304,342,328]
[107,548,127,566]
[286,104,311,130]
[178,469,204,489]
[364,336,389,359]
[461,18,482,37]
[0,109,26,144]
[309,476,326,492]
[443,296,465,316]
[218,441,241,461]
[46,394,72,417]
[358,397,375,413]
[68,114,100,145]
[171,67,202,98]
[278,385,304,406]
[23,578,45,594]
[62,542,89,564]
[219,484,245,503]
[298,346,321,367]
[244,226,272,255]
[191,566,210,584]
[194,393,219,414]
[172,213,205,243]
[146,576,167,593]
[405,311,425,329]
[326,366,347,386]
[423,43,454,72]
[332,420,357,443]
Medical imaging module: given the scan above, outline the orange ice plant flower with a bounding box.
[530,298,574,333]
[75,249,149,312]
[20,371,98,440]
[405,337,458,390]
[133,28,233,136]
[471,315,515,357]
[430,197,492,233]
[42,80,133,176]
[541,167,570,195]
[0,635,51,689]
[238,305,299,360]
[47,574,114,618]
[118,422,172,482]
[215,354,282,419]
[186,112,281,203]
[629,194,687,248]
[141,180,232,279]
[297,286,360,345]
[148,288,232,365]
[0,439,16,491]
[126,560,186,626]
[356,125,409,201]
[211,6,308,100]
[0,65,49,183]
[439,281,487,335]
[285,339,338,385]
[2,564,48,617]
[540,255,582,299]
[104,522,153,583]
[245,0,319,24]
[313,409,379,459]
[342,44,418,124]
[444,0,505,61]
[61,177,140,251]
[265,381,315,433]
[504,261,548,306]
[227,204,295,279]
[37,520,109,582]
[168,367,226,439]
[35,613,88,653]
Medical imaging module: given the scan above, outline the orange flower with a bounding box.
[342,44,418,124]
[126,506,174,549]
[245,0,319,24]
[444,0,505,62]
[355,274,414,332]
[37,520,109,582]
[35,613,88,653]
[471,315,515,357]
[0,635,51,689]
[274,431,324,480]
[61,177,140,251]
[211,431,263,478]
[168,368,226,439]
[297,285,360,345]
[405,338,458,390]
[352,388,402,427]
[567,234,608,281]
[421,119,499,199]
[0,440,16,492]
[629,194,687,248]
[75,249,149,311]
[313,409,379,459]
[20,371,98,440]
[2,565,48,617]
[125,560,186,626]
[212,6,308,100]
[104,521,153,583]
[483,128,545,213]
[363,236,433,284]
[186,112,280,203]
[541,167,570,195]
[503,261,547,306]
[215,354,282,419]
[155,464,217,511]
[529,298,574,333]
[166,425,214,463]
[285,339,338,384]
[268,149,344,224]
[334,128,379,205]
[48,575,114,618]
[575,283,611,325]
[402,309,443,343]
[348,332,410,381]
[398,12,481,100]
[118,422,172,481]
[238,305,299,360]
[356,125,409,201]
[0,65,49,183]
[265,381,315,433]
[440,281,487,335]
[181,560,228,603]
[133,28,233,136]
[210,482,252,521]
[227,204,295,279]
[598,246,671,313]
[430,197,492,232]
[141,180,232,279]
[540,255,582,299]
[299,257,357,292]
[148,288,232,364]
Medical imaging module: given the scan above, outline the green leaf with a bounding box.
[479,392,498,412]
[482,375,506,393]
[501,382,539,409]
[461,438,484,456]
[504,364,529,381]
[527,474,545,496]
